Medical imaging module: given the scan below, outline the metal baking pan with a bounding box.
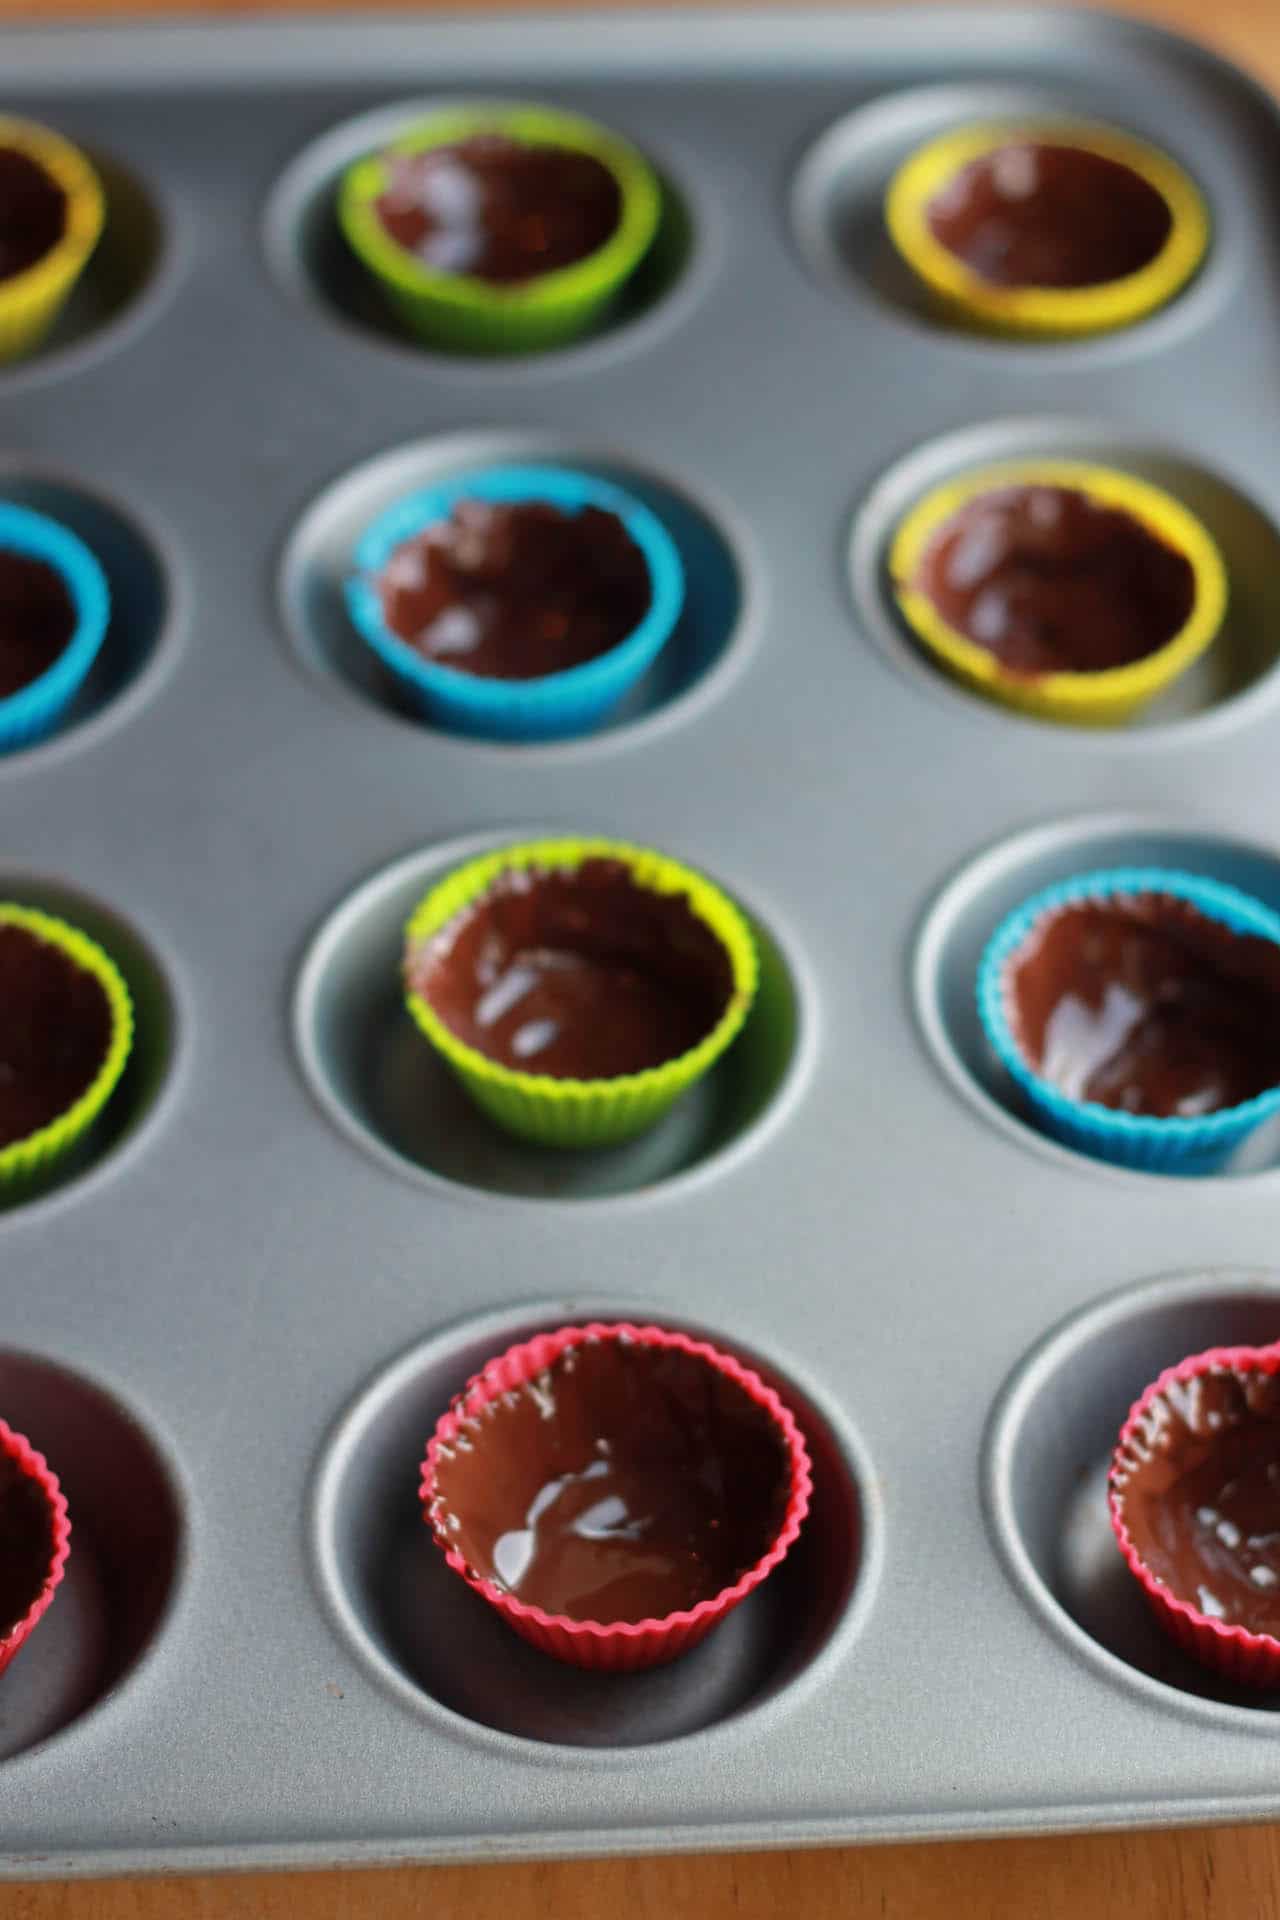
[6,4,1280,1879]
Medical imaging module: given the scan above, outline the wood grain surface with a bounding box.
[3,0,1278,1913]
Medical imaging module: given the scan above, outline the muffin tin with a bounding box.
[8,1,1280,1880]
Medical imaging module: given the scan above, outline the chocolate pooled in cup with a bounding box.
[926,142,1172,290]
[1112,1362,1280,1637]
[914,484,1195,676]
[374,135,622,284]
[430,1335,790,1622]
[1006,892,1280,1119]
[375,500,651,681]
[408,859,734,1079]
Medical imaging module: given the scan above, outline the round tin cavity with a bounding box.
[281,432,748,753]
[312,1303,872,1748]
[985,1269,1280,1718]
[294,832,807,1204]
[0,1350,185,1763]
[914,817,1280,1183]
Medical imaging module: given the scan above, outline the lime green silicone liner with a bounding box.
[0,118,105,365]
[0,905,133,1195]
[889,460,1228,727]
[885,121,1209,339]
[338,104,662,355]
[404,838,759,1148]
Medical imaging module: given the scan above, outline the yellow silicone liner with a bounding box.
[0,905,133,1194]
[885,121,1209,338]
[338,104,661,355]
[404,837,759,1148]
[0,118,105,364]
[888,460,1228,726]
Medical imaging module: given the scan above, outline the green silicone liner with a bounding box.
[0,905,134,1193]
[337,104,662,354]
[403,837,759,1148]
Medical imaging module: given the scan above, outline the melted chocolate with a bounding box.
[374,135,621,284]
[0,922,114,1148]
[914,485,1195,675]
[376,500,651,680]
[430,1336,790,1622]
[1008,894,1280,1119]
[926,141,1172,289]
[0,1449,54,1638]
[0,551,77,699]
[1113,1365,1280,1635]
[409,858,733,1079]
[0,147,67,285]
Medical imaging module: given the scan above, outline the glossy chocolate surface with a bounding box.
[0,922,113,1148]
[0,550,77,700]
[0,1449,54,1638]
[1114,1365,1280,1636]
[0,147,67,285]
[1008,894,1280,1119]
[914,484,1195,675]
[376,500,651,680]
[925,141,1172,290]
[431,1336,790,1622]
[409,858,733,1079]
[374,135,622,284]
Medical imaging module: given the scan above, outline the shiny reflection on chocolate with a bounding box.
[926,142,1172,290]
[0,923,113,1148]
[0,1448,54,1636]
[0,148,67,285]
[430,1336,790,1622]
[914,485,1195,675]
[1007,894,1280,1119]
[376,501,651,680]
[374,136,622,284]
[409,859,733,1079]
[1113,1365,1280,1636]
[0,551,77,700]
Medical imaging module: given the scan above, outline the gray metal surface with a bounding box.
[4,3,1280,1879]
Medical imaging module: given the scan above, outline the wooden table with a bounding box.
[4,0,1279,1911]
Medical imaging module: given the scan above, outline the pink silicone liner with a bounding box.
[421,1321,814,1672]
[1109,1342,1280,1687]
[0,1417,71,1677]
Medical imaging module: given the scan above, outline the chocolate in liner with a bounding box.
[409,858,734,1079]
[0,147,67,285]
[1006,893,1280,1120]
[375,500,651,681]
[0,551,77,700]
[430,1336,790,1623]
[926,142,1172,291]
[0,922,114,1149]
[1113,1363,1280,1637]
[0,1448,54,1637]
[374,135,622,284]
[913,484,1195,676]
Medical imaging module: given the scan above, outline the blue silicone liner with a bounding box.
[345,464,685,742]
[0,504,111,753]
[978,867,1280,1174]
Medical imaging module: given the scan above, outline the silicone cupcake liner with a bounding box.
[345,465,684,742]
[978,868,1280,1173]
[889,460,1227,726]
[1110,1343,1280,1687]
[0,503,111,752]
[885,119,1208,337]
[337,103,661,354]
[0,1418,71,1677]
[0,117,105,363]
[421,1321,814,1671]
[403,836,758,1148]
[0,904,134,1197]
